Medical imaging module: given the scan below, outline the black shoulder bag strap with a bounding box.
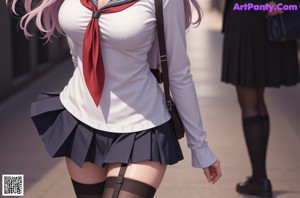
[112,163,128,198]
[154,0,173,110]
[154,0,185,139]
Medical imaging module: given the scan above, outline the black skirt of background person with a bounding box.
[222,0,300,87]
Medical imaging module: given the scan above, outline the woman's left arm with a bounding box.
[162,0,218,168]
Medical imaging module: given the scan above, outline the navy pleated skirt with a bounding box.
[222,0,300,87]
[30,92,184,168]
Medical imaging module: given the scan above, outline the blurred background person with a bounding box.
[221,0,300,197]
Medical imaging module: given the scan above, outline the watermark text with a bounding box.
[233,3,298,12]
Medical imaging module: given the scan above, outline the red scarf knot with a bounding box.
[92,11,101,18]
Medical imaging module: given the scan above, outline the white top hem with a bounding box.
[60,93,171,133]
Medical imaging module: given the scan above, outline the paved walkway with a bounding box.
[1,4,300,198]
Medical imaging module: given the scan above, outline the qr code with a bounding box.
[2,174,24,196]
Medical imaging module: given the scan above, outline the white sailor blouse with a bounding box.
[58,0,218,168]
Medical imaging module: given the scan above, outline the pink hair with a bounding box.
[7,0,64,42]
[7,0,201,41]
[184,0,202,29]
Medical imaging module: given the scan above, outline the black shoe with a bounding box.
[236,177,273,197]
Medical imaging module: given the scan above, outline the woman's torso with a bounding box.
[58,0,171,132]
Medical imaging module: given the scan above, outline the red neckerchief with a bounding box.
[80,0,139,106]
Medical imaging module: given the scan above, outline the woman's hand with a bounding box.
[267,1,284,16]
[203,159,221,184]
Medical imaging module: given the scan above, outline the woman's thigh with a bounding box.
[65,157,108,184]
[107,161,167,189]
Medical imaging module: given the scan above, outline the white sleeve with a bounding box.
[162,0,218,168]
[66,36,78,68]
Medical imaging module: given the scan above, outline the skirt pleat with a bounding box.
[30,92,184,168]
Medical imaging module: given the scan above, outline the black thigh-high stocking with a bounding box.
[242,116,268,182]
[71,179,105,198]
[102,177,156,198]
